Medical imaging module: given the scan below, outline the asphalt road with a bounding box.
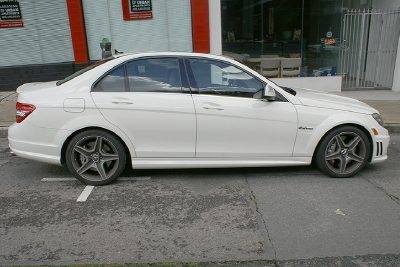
[1,130,399,267]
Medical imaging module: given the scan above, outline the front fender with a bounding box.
[292,105,378,157]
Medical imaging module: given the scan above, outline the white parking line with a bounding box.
[77,185,95,202]
[41,177,151,202]
[118,176,151,181]
[41,178,76,182]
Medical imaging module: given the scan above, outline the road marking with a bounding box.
[41,178,76,182]
[41,178,95,202]
[41,177,151,182]
[119,176,151,181]
[77,185,95,202]
[41,177,151,202]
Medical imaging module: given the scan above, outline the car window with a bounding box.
[58,57,116,86]
[126,58,181,93]
[189,58,264,98]
[93,65,126,92]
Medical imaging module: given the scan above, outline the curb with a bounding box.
[386,124,400,135]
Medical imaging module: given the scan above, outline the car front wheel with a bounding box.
[315,126,371,178]
[66,129,127,185]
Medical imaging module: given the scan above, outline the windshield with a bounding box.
[56,58,115,85]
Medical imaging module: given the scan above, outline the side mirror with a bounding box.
[263,84,276,101]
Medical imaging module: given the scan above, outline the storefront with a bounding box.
[220,0,371,79]
[219,0,400,91]
[0,0,209,91]
[1,0,398,92]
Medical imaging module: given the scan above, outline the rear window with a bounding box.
[56,58,116,85]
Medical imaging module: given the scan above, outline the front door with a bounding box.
[188,58,298,158]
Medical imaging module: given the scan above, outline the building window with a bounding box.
[221,0,349,78]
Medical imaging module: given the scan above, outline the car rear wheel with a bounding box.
[66,129,126,185]
[315,126,370,178]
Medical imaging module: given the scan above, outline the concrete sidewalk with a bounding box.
[1,89,399,132]
[0,91,17,128]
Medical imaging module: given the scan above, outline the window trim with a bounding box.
[178,58,191,93]
[186,57,266,99]
[184,58,199,93]
[91,56,185,93]
[89,55,289,102]
[58,57,116,86]
[186,56,289,102]
[91,62,128,92]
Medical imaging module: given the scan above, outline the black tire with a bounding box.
[66,129,127,185]
[315,126,371,178]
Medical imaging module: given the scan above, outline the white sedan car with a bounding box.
[8,52,389,185]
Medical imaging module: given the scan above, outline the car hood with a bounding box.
[16,81,57,93]
[293,88,378,114]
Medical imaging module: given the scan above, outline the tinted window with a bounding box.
[126,58,181,93]
[189,58,263,98]
[93,65,126,92]
[58,57,116,86]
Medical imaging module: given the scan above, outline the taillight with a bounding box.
[16,102,36,123]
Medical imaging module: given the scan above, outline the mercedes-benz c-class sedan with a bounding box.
[8,52,389,185]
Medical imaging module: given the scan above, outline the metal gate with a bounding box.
[340,8,400,89]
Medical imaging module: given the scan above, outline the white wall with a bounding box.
[209,0,222,55]
[271,76,342,92]
[393,35,400,92]
[373,0,400,92]
[372,0,399,10]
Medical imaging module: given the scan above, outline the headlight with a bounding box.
[372,113,384,127]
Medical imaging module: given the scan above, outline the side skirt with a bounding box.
[131,157,312,169]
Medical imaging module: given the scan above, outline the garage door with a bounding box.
[82,0,193,61]
[0,0,74,67]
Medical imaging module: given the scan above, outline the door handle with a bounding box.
[202,103,224,110]
[111,97,133,104]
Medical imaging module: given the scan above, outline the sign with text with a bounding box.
[0,0,23,28]
[122,0,153,20]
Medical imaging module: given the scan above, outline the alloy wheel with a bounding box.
[66,130,126,185]
[324,131,367,175]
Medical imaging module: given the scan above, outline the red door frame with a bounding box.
[66,0,210,64]
[66,0,89,64]
[191,0,210,53]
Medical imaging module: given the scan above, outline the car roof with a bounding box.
[112,51,236,62]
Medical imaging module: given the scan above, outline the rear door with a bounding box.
[91,57,196,157]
